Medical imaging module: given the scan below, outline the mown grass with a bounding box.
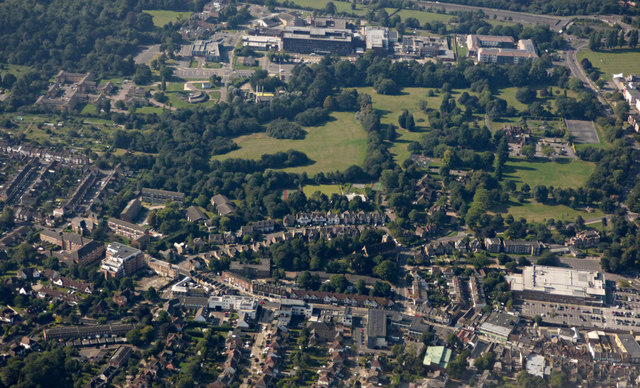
[302,184,343,197]
[290,0,367,14]
[385,8,452,24]
[577,48,640,80]
[504,200,604,223]
[143,10,192,27]
[504,156,595,189]
[212,111,367,175]
[355,86,444,163]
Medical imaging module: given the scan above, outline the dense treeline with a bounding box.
[211,150,311,172]
[0,0,183,74]
[418,0,627,16]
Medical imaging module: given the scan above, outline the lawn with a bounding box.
[385,8,452,24]
[497,87,528,112]
[135,106,165,115]
[504,157,595,189]
[0,64,32,78]
[212,111,367,175]
[497,86,577,114]
[302,184,343,197]
[143,10,192,27]
[504,200,604,223]
[355,86,483,163]
[290,0,367,14]
[577,48,640,80]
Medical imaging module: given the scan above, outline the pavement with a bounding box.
[134,45,160,65]
[565,119,600,144]
[418,0,568,29]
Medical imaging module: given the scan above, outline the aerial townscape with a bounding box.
[3,0,640,387]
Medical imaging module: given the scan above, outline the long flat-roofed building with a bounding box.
[141,187,185,205]
[507,265,608,306]
[467,34,538,64]
[282,26,353,55]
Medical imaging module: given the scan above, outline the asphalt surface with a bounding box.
[418,1,567,29]
[565,120,600,144]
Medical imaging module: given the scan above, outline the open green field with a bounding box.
[0,64,32,78]
[302,184,343,197]
[143,10,192,27]
[290,0,367,14]
[504,157,594,189]
[504,200,604,223]
[135,106,165,115]
[497,86,578,114]
[386,8,452,24]
[212,111,367,175]
[577,48,640,80]
[356,86,444,163]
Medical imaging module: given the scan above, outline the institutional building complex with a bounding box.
[507,265,608,306]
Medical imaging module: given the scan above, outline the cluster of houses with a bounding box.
[0,141,89,165]
[283,210,387,228]
[424,237,543,257]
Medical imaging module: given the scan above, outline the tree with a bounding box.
[589,31,601,50]
[629,30,639,48]
[296,271,320,290]
[521,144,535,159]
[516,87,536,104]
[405,113,415,131]
[533,185,548,203]
[373,260,398,283]
[618,30,626,47]
[371,281,392,297]
[2,73,16,89]
[133,64,152,85]
[355,279,367,294]
[398,109,409,128]
[580,58,592,70]
[606,29,618,48]
[374,78,400,95]
[325,1,337,14]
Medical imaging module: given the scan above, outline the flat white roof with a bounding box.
[507,265,606,297]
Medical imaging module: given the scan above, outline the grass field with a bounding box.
[504,200,604,223]
[290,0,367,14]
[356,86,446,162]
[302,184,343,197]
[0,64,32,78]
[504,157,594,189]
[212,112,367,175]
[135,106,165,115]
[385,8,452,24]
[143,10,192,27]
[577,48,640,80]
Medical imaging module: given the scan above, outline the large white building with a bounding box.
[208,295,258,319]
[466,34,538,64]
[507,265,608,306]
[100,242,144,279]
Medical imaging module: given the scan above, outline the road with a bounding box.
[418,1,568,29]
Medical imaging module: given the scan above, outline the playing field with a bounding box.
[385,8,452,24]
[577,48,640,80]
[289,0,367,14]
[143,10,192,27]
[504,157,595,189]
[302,184,343,197]
[505,200,604,223]
[212,112,367,175]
